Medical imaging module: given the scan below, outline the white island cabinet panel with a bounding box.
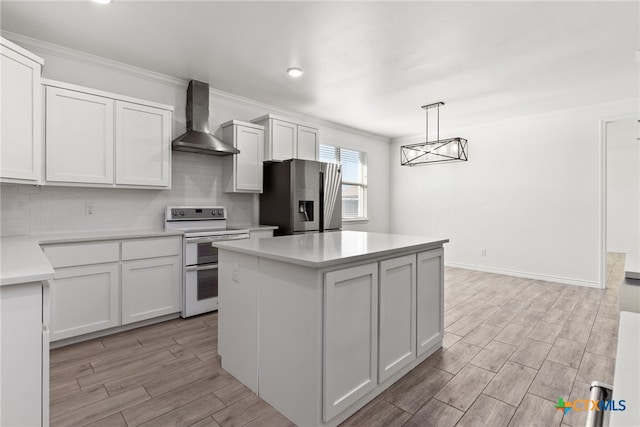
[115,100,171,187]
[323,263,378,422]
[0,38,43,183]
[45,86,114,184]
[417,248,444,356]
[0,282,43,427]
[121,256,180,324]
[378,254,417,383]
[49,263,119,341]
[218,251,260,392]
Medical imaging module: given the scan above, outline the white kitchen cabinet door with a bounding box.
[50,263,119,341]
[115,101,171,187]
[416,248,444,356]
[378,254,416,383]
[296,125,319,161]
[0,38,43,183]
[323,263,378,422]
[270,119,297,161]
[0,282,43,427]
[46,86,114,184]
[222,121,264,193]
[121,256,181,325]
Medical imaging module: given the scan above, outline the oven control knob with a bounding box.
[172,210,178,216]
[180,210,185,216]
[211,210,216,216]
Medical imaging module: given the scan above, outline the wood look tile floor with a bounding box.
[50,253,625,427]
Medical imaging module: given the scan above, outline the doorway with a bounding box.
[602,115,640,288]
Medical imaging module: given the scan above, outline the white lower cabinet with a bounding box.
[378,254,417,383]
[323,263,378,422]
[49,263,119,341]
[121,256,180,324]
[43,236,182,342]
[417,248,444,356]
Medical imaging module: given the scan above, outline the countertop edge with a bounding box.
[229,225,279,232]
[215,238,449,269]
[35,229,184,245]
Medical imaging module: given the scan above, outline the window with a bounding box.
[319,144,368,220]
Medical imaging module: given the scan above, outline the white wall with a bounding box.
[0,36,390,236]
[606,117,640,254]
[390,99,638,287]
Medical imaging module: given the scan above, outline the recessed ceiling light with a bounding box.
[287,67,304,78]
[93,0,112,4]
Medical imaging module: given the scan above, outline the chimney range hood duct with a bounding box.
[172,80,239,156]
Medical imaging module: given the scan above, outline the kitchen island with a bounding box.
[214,231,448,427]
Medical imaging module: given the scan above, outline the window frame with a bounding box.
[319,144,368,222]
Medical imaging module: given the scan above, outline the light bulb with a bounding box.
[286,67,304,78]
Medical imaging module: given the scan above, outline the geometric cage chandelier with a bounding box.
[400,102,468,166]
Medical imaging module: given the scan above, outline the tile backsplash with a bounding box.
[0,152,254,236]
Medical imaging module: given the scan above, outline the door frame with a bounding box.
[599,112,639,289]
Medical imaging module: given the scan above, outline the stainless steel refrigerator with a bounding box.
[260,159,342,235]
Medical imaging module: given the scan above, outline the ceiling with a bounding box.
[1,1,638,139]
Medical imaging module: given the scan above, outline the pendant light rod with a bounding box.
[422,102,445,143]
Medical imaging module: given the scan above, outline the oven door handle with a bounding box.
[187,234,249,244]
[186,264,219,272]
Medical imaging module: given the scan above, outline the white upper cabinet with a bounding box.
[0,37,44,184]
[115,101,171,187]
[46,86,115,184]
[270,119,297,161]
[43,80,173,189]
[296,125,319,161]
[222,120,264,193]
[252,114,319,162]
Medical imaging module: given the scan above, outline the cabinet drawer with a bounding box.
[121,237,181,261]
[44,242,120,268]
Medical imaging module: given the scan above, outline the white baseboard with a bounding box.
[445,262,603,289]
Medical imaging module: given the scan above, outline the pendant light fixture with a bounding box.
[401,102,468,166]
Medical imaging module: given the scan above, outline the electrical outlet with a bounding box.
[85,202,95,216]
[481,248,487,257]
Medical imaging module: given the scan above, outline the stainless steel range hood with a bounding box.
[172,80,239,156]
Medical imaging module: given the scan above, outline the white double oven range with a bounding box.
[165,206,249,317]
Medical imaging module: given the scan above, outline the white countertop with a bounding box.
[213,230,449,269]
[0,228,184,287]
[624,251,640,280]
[0,236,55,286]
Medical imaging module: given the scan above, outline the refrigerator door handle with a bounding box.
[319,170,325,232]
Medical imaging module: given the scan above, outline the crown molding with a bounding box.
[1,30,187,88]
[2,31,390,143]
